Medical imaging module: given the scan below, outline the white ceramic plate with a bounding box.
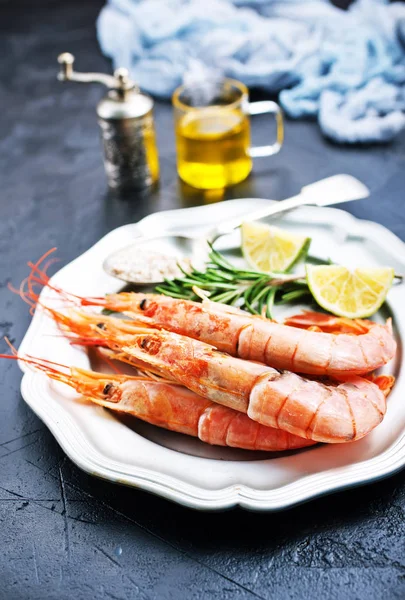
[18,199,405,511]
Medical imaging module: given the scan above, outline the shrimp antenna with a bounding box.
[1,337,71,384]
[26,249,104,307]
[26,248,58,302]
[8,248,67,313]
[3,337,70,371]
[8,248,103,310]
[8,277,35,311]
[92,347,123,375]
[4,337,18,356]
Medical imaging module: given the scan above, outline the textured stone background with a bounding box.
[0,1,405,599]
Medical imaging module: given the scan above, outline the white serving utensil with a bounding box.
[103,174,369,285]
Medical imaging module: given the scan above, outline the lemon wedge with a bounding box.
[241,221,311,273]
[306,265,394,318]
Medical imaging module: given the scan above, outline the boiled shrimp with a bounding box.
[0,351,313,452]
[24,254,395,376]
[122,295,396,377]
[38,306,393,444]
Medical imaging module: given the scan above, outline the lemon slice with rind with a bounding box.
[306,265,394,318]
[241,222,311,273]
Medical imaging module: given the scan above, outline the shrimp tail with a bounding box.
[365,374,395,398]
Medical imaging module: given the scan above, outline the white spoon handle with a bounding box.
[209,175,369,242]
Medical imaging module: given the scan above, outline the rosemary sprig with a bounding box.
[155,245,312,318]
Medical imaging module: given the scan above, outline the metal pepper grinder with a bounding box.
[57,52,159,193]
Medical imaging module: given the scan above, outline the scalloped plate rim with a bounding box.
[17,198,405,511]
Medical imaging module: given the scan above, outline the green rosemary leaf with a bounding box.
[210,289,242,304]
[243,286,258,314]
[209,248,238,272]
[162,278,184,291]
[175,262,194,278]
[233,271,265,281]
[154,287,191,299]
[205,268,235,282]
[204,270,234,283]
[265,288,276,319]
[257,285,271,315]
[155,246,329,318]
[252,280,271,303]
[277,289,311,304]
[306,255,334,265]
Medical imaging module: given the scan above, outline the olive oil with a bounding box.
[176,108,252,189]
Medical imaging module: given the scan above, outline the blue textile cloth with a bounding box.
[97,0,405,143]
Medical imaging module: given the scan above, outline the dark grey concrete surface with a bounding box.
[1,1,405,599]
